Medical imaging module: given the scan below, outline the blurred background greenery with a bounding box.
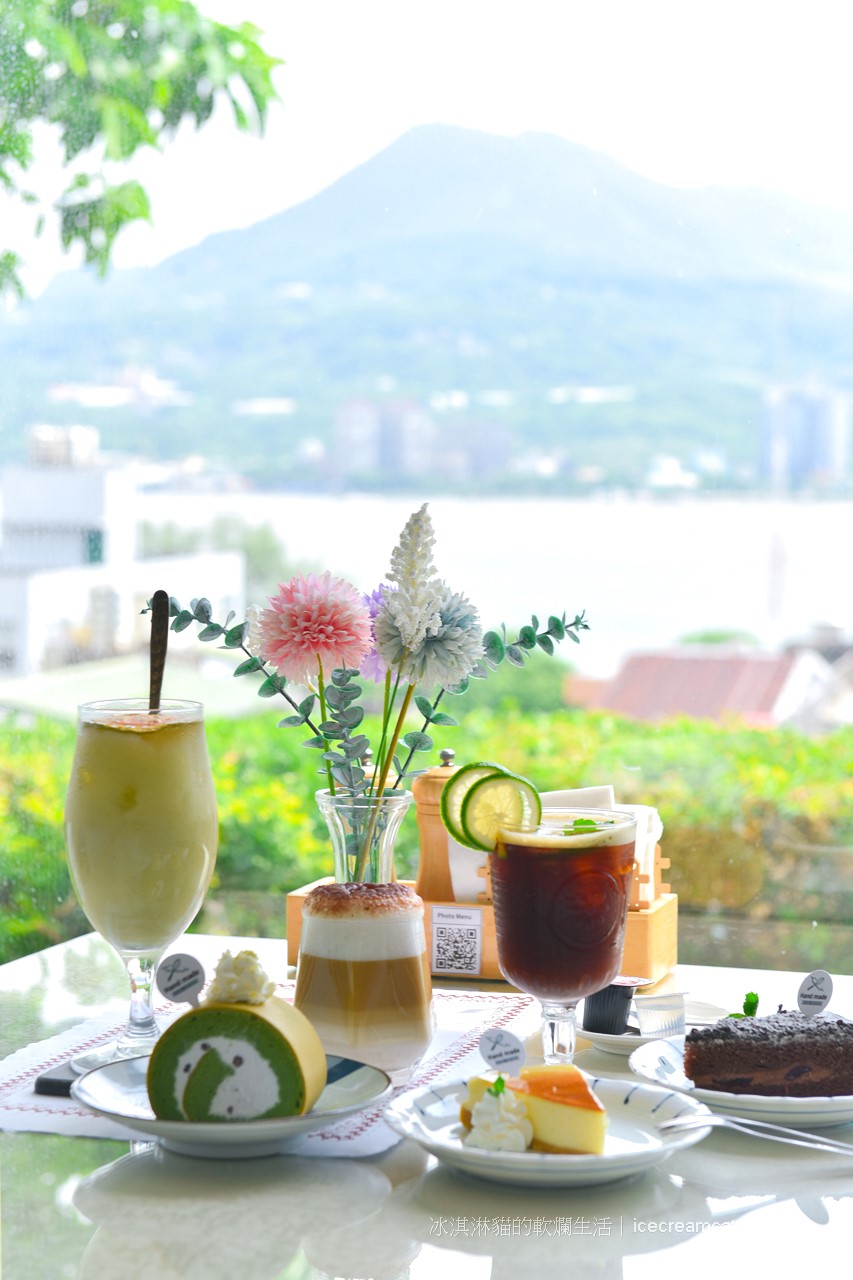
[2,663,852,972]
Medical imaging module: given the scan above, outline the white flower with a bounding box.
[383,504,443,653]
[388,503,437,592]
[375,583,483,687]
[245,603,265,657]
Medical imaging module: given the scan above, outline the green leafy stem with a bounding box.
[143,599,589,796]
[391,610,590,785]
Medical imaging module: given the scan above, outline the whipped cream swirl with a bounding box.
[463,1086,533,1152]
[206,950,275,1005]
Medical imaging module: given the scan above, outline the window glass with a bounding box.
[1,2,851,975]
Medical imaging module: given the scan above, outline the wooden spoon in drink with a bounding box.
[148,589,170,712]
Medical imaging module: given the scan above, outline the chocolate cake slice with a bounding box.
[683,1012,853,1097]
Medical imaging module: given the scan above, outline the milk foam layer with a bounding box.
[502,808,637,850]
[300,911,425,961]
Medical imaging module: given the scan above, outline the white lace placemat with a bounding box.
[0,988,537,1158]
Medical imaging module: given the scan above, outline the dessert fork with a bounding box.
[657,1112,853,1157]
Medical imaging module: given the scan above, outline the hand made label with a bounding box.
[797,969,832,1016]
[156,953,205,1006]
[478,1028,526,1074]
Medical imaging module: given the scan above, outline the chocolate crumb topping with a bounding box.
[303,880,424,918]
[685,1012,853,1049]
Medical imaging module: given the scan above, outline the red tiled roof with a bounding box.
[594,650,798,724]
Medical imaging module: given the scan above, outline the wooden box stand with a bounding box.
[286,880,677,983]
[287,767,678,984]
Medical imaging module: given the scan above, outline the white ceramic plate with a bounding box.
[629,1037,853,1129]
[71,1053,392,1158]
[382,1077,712,1187]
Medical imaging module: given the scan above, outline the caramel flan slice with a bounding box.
[461,1064,607,1154]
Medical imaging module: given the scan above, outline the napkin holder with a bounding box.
[286,767,678,982]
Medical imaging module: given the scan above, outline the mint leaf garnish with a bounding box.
[563,818,616,833]
[487,1075,506,1097]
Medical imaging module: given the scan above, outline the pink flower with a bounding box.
[256,572,372,685]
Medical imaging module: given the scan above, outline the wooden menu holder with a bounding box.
[286,766,678,983]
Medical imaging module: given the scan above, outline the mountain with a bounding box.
[4,123,853,488]
[104,124,853,291]
[128,123,853,290]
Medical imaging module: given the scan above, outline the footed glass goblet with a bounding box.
[490,808,637,1063]
[64,699,218,1071]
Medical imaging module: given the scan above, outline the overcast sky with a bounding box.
[10,0,853,291]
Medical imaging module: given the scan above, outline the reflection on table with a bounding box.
[2,934,853,1280]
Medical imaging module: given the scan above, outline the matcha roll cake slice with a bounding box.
[147,951,327,1122]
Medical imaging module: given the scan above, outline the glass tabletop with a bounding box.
[3,936,853,1280]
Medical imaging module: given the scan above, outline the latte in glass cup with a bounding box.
[294,882,434,1079]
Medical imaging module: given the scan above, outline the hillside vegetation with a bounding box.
[3,705,851,970]
[5,126,853,490]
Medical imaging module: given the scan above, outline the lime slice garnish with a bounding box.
[459,773,541,852]
[440,761,507,845]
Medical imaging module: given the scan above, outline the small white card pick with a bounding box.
[156,953,205,1006]
[478,1029,526,1074]
[797,969,833,1016]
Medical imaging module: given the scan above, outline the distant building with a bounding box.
[0,427,243,676]
[761,383,850,491]
[566,646,837,732]
[333,397,514,482]
[333,399,435,479]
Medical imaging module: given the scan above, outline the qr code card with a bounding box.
[430,906,483,976]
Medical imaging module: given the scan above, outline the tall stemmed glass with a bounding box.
[64,698,218,1070]
[489,808,637,1063]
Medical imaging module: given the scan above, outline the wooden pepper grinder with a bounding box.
[412,749,457,903]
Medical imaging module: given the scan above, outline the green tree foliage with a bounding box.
[678,629,759,646]
[450,649,572,717]
[0,0,280,297]
[140,515,302,601]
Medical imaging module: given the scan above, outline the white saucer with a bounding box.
[629,1036,853,1129]
[71,1053,392,1158]
[383,1077,712,1187]
[579,998,730,1055]
[579,1026,656,1056]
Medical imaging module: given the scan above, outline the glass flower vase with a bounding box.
[316,788,414,883]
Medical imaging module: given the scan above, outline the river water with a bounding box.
[140,491,852,676]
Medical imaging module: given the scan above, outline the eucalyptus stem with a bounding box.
[374,681,415,800]
[393,687,446,787]
[238,641,329,740]
[316,657,335,795]
[355,675,415,878]
[371,668,403,796]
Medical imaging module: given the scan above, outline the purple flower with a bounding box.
[361,584,395,683]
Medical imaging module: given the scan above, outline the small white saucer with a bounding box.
[579,1026,658,1056]
[71,1053,392,1158]
[579,998,730,1055]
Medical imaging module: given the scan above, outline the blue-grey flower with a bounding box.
[375,583,483,687]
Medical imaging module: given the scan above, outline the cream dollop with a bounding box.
[463,1086,533,1152]
[206,950,276,1005]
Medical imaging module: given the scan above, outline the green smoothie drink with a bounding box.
[64,699,218,1063]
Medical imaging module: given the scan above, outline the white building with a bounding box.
[0,427,244,676]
